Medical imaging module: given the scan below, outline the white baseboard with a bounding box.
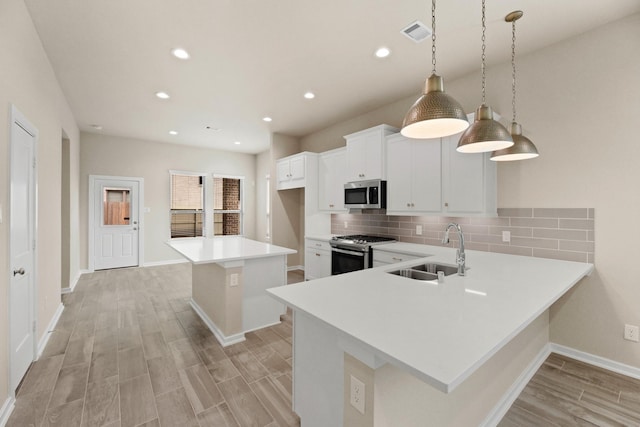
[0,396,15,427]
[143,259,189,267]
[37,303,65,359]
[287,265,304,271]
[189,299,245,347]
[61,270,85,294]
[481,343,551,427]
[550,343,640,380]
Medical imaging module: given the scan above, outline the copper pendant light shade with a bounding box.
[490,10,539,161]
[457,104,513,153]
[457,0,513,153]
[401,0,469,139]
[490,122,539,161]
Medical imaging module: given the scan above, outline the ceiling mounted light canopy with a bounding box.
[457,0,513,153]
[401,0,468,139]
[491,10,539,161]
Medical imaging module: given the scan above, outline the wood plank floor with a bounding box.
[499,353,640,426]
[8,264,640,426]
[8,263,302,427]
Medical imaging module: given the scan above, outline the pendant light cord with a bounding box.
[431,0,437,74]
[481,0,486,104]
[511,19,517,123]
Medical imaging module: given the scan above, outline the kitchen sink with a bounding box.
[388,263,462,282]
[411,263,459,276]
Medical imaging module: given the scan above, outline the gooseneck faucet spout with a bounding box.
[442,223,466,276]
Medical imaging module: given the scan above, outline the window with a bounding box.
[213,175,243,236]
[170,171,205,238]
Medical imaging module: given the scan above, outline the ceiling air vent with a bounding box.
[401,20,432,43]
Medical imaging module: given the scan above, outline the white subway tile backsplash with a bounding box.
[331,207,595,263]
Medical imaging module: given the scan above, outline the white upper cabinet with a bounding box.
[441,134,496,216]
[277,152,309,190]
[319,147,347,212]
[386,133,441,214]
[385,131,496,216]
[344,124,398,182]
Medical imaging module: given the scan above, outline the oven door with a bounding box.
[331,247,367,275]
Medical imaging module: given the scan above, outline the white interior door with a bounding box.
[92,177,140,270]
[9,106,37,392]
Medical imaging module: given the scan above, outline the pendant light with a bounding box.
[490,11,539,161]
[401,0,469,139]
[457,0,513,153]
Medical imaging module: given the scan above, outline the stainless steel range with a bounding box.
[330,234,396,275]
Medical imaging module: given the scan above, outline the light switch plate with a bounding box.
[230,273,239,287]
[502,231,511,243]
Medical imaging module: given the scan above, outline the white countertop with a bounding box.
[268,244,593,392]
[304,234,337,242]
[166,237,296,264]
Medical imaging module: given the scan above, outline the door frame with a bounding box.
[8,104,38,395]
[88,175,144,271]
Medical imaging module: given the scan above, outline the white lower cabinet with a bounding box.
[372,248,422,267]
[305,239,331,280]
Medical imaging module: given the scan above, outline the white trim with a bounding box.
[550,343,640,380]
[243,321,281,334]
[287,265,304,272]
[481,343,551,427]
[61,270,85,294]
[0,396,15,427]
[189,299,245,347]
[89,175,144,271]
[143,259,189,267]
[37,303,64,359]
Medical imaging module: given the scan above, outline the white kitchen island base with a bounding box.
[167,237,296,346]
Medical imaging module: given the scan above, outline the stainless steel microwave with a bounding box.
[344,179,386,209]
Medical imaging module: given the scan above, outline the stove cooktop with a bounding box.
[331,234,396,245]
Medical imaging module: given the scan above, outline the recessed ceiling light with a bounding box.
[155,91,170,99]
[234,141,241,145]
[304,92,315,99]
[171,48,190,60]
[90,124,103,130]
[169,130,178,135]
[263,117,272,122]
[375,47,391,58]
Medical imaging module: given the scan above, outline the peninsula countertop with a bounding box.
[267,244,593,392]
[166,236,296,264]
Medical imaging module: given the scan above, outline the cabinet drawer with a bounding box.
[372,250,422,265]
[306,239,331,252]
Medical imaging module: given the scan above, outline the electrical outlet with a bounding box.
[502,231,511,243]
[344,221,348,229]
[350,375,365,415]
[416,225,423,235]
[624,324,639,342]
[229,273,239,287]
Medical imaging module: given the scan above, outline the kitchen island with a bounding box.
[167,237,296,346]
[267,243,593,426]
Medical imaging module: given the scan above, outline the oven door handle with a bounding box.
[332,247,365,257]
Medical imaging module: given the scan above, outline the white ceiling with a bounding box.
[24,0,640,154]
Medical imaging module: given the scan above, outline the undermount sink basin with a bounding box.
[388,263,462,282]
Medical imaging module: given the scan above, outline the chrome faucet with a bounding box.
[442,223,466,276]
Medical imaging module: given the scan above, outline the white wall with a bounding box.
[255,150,271,243]
[80,132,258,267]
[0,0,80,405]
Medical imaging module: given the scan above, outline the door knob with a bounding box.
[13,268,25,276]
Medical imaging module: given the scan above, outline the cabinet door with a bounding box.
[364,136,383,180]
[290,155,305,182]
[386,136,413,212]
[319,150,347,211]
[411,139,442,212]
[306,248,331,280]
[346,135,368,181]
[277,159,291,185]
[442,135,485,213]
